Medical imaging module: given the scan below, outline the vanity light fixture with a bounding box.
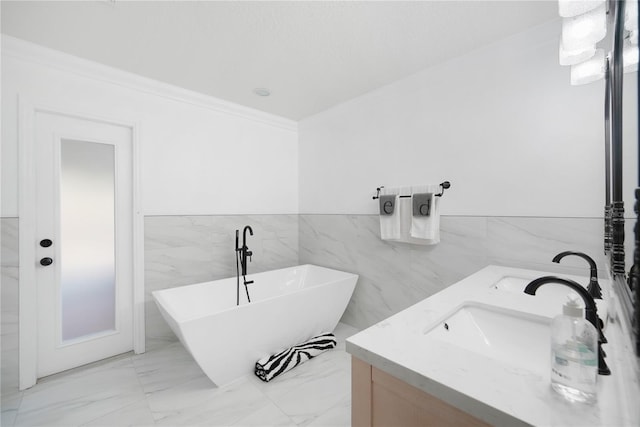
[253,87,271,97]
[558,0,638,85]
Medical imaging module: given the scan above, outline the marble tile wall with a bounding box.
[299,214,606,330]
[1,217,21,425]
[144,215,299,347]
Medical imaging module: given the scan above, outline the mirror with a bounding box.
[603,0,638,355]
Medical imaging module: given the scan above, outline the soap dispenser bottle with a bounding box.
[550,297,598,403]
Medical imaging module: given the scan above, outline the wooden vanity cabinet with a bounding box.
[352,357,490,427]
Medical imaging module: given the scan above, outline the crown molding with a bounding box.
[1,35,298,132]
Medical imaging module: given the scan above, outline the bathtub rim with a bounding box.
[152,263,358,324]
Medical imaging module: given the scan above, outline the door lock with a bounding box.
[40,239,53,248]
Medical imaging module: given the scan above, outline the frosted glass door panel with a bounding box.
[60,139,116,342]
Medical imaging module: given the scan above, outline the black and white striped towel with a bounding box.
[254,333,337,382]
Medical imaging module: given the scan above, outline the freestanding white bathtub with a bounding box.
[152,264,358,387]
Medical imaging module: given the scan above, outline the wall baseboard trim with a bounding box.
[1,35,298,132]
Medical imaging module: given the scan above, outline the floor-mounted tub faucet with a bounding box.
[524,276,610,375]
[235,226,254,305]
[552,251,603,299]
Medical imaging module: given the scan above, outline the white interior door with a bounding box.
[34,111,134,378]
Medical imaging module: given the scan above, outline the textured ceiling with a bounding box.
[1,1,558,120]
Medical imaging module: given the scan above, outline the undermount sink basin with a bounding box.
[423,302,551,373]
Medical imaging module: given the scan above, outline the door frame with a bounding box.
[18,98,145,390]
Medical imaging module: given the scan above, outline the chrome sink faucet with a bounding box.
[524,276,610,375]
[552,251,602,299]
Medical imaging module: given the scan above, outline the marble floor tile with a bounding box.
[80,399,155,427]
[249,349,352,426]
[7,322,356,426]
[1,391,23,427]
[132,341,204,395]
[14,357,146,427]
[230,400,296,427]
[306,397,351,427]
[148,376,271,426]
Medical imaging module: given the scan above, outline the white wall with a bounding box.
[3,20,637,219]
[1,37,299,217]
[299,20,638,217]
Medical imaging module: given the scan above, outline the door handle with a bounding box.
[40,257,53,266]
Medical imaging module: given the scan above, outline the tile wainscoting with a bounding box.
[299,214,607,330]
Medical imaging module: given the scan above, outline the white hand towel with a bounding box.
[379,187,401,241]
[410,184,440,244]
[396,187,413,241]
[381,186,426,244]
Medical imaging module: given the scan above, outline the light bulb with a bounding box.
[571,49,606,85]
[559,40,596,65]
[562,3,607,50]
[624,39,639,73]
[558,0,605,18]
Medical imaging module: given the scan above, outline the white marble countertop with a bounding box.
[346,265,640,426]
